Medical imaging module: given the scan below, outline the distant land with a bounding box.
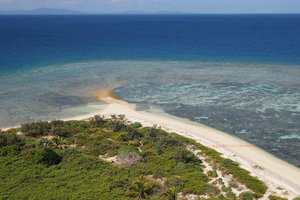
[0,8,193,15]
[0,8,81,15]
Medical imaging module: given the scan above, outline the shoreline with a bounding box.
[2,90,300,198]
[74,90,300,198]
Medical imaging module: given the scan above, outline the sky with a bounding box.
[0,0,299,14]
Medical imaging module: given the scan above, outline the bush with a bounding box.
[245,178,267,195]
[142,126,164,144]
[20,121,51,137]
[154,145,163,155]
[175,147,202,164]
[107,114,129,132]
[89,115,106,127]
[50,120,64,127]
[0,132,21,147]
[226,188,236,200]
[293,197,300,200]
[238,192,254,200]
[50,126,69,138]
[33,148,61,166]
[130,122,142,129]
[115,132,131,141]
[181,172,219,196]
[157,134,182,148]
[208,170,218,178]
[269,195,288,200]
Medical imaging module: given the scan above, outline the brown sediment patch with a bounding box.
[93,89,129,106]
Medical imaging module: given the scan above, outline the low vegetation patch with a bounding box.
[0,115,280,199]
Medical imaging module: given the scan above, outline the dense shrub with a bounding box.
[50,126,69,138]
[83,138,117,156]
[115,132,132,141]
[108,114,128,132]
[175,147,202,164]
[33,148,62,166]
[154,145,163,155]
[50,120,64,127]
[20,121,51,137]
[0,145,22,156]
[181,172,219,196]
[0,132,21,147]
[89,115,106,127]
[142,126,165,144]
[165,176,184,189]
[238,192,254,200]
[157,134,182,148]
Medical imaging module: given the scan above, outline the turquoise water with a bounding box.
[0,15,300,167]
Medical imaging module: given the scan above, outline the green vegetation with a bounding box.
[268,195,288,200]
[176,135,268,197]
[31,147,62,166]
[0,115,276,199]
[238,192,255,200]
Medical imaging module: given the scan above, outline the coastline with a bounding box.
[80,90,300,198]
[2,89,300,198]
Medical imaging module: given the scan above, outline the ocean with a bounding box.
[0,14,299,167]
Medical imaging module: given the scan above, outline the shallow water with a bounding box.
[1,60,299,167]
[112,61,300,167]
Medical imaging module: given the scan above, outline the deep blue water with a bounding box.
[1,14,300,75]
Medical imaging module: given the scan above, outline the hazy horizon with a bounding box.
[1,8,300,15]
[0,0,299,14]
